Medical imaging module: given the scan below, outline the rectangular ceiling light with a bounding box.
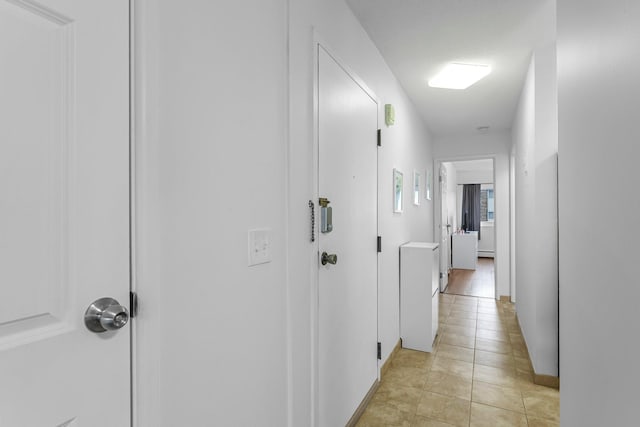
[428,63,491,90]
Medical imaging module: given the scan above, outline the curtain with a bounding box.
[461,184,481,239]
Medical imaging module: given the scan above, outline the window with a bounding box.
[480,184,494,222]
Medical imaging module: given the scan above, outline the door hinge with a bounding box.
[440,272,444,279]
[130,291,138,318]
[377,236,382,253]
[377,129,381,147]
[377,342,382,360]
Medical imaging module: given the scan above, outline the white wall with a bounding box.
[534,42,559,377]
[509,147,516,301]
[135,1,289,426]
[456,169,494,184]
[434,132,510,298]
[558,0,640,424]
[512,57,538,375]
[288,1,434,425]
[511,36,559,377]
[478,223,495,257]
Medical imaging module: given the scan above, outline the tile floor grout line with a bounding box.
[468,298,478,427]
[356,296,557,426]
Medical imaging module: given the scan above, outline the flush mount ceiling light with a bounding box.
[428,63,492,90]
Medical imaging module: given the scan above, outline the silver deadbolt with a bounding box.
[319,198,333,233]
[321,252,338,265]
[84,297,130,333]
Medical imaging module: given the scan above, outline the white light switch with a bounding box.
[248,228,271,266]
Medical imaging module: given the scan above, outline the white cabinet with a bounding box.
[400,242,440,352]
[452,232,478,270]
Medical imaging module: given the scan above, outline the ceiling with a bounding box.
[346,0,555,137]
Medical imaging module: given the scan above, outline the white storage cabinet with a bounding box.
[400,242,440,352]
[452,232,478,270]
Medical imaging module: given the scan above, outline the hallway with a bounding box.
[445,259,495,299]
[357,295,559,426]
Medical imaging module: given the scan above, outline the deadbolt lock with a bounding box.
[319,197,333,233]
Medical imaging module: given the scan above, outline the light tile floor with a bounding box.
[356,295,559,427]
[445,258,495,299]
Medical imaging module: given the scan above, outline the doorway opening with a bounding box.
[436,158,496,299]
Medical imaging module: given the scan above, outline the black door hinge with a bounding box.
[377,129,381,147]
[377,342,382,360]
[130,291,138,318]
[377,236,382,253]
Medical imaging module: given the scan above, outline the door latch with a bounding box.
[321,252,338,265]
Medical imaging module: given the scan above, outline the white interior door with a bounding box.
[0,1,130,425]
[317,45,378,427]
[439,165,450,291]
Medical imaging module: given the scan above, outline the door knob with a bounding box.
[321,252,338,265]
[84,297,130,333]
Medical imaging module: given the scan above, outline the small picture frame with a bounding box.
[393,168,403,213]
[425,169,432,201]
[413,170,421,206]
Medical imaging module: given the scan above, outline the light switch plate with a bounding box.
[248,228,271,266]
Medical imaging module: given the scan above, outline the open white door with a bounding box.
[439,164,450,292]
[0,1,130,425]
[317,45,378,426]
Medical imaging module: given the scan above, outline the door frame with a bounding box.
[129,0,138,425]
[129,0,168,425]
[311,33,380,426]
[509,149,516,303]
[129,0,155,425]
[433,155,499,300]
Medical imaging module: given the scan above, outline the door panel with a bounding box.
[0,0,130,425]
[440,164,450,291]
[0,0,71,335]
[318,46,378,427]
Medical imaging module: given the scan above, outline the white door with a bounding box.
[439,164,450,291]
[0,1,130,426]
[317,46,378,427]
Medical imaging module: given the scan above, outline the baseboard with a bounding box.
[380,339,402,379]
[345,339,401,426]
[512,312,560,390]
[345,379,380,427]
[533,373,560,389]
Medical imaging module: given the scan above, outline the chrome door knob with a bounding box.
[84,297,130,333]
[321,252,338,265]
